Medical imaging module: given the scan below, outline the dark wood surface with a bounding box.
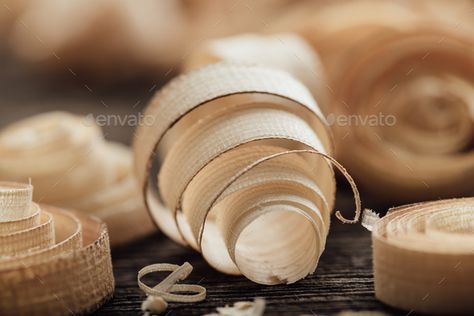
[94,215,409,316]
[1,53,412,316]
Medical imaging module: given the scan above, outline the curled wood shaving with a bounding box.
[372,197,474,314]
[304,2,474,202]
[0,111,154,246]
[138,262,206,315]
[133,63,361,285]
[203,298,266,316]
[141,296,168,316]
[361,209,380,232]
[183,32,330,114]
[270,0,474,202]
[0,181,114,314]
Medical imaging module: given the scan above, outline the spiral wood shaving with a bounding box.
[331,29,474,201]
[134,63,360,285]
[0,181,114,315]
[270,0,474,201]
[372,198,474,314]
[0,112,154,246]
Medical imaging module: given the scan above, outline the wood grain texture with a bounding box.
[94,216,408,316]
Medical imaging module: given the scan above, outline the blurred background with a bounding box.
[1,0,473,208]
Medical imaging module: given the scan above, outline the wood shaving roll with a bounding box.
[372,198,474,314]
[0,181,114,315]
[0,111,154,246]
[270,0,474,202]
[134,63,360,285]
[332,28,474,201]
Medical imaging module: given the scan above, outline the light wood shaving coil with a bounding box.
[331,29,474,201]
[0,181,114,315]
[269,0,474,201]
[0,112,154,246]
[183,32,329,113]
[134,63,360,285]
[372,198,474,314]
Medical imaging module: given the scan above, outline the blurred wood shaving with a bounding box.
[203,298,266,316]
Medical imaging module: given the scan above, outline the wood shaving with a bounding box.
[133,63,361,285]
[203,298,266,316]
